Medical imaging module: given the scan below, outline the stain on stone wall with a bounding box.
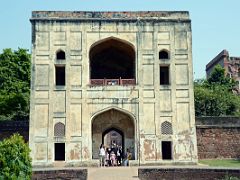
[143,139,156,160]
[82,147,89,159]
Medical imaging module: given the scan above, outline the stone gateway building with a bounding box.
[29,11,198,166]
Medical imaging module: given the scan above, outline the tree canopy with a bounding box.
[0,48,31,121]
[0,134,32,179]
[194,65,240,117]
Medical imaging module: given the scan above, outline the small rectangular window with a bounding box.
[162,141,172,160]
[55,143,65,161]
[55,66,65,86]
[160,66,169,85]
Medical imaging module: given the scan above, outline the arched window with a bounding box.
[56,50,66,60]
[159,50,169,60]
[89,37,135,85]
[161,121,173,135]
[54,122,65,136]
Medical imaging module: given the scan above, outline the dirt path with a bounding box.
[87,167,139,180]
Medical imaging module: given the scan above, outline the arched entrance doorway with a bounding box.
[92,108,135,160]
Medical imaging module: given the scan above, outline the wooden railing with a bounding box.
[90,78,135,86]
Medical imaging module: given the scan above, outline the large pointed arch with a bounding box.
[91,107,137,160]
[89,36,135,60]
[91,106,136,124]
[89,37,136,85]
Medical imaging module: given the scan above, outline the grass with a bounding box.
[199,159,240,168]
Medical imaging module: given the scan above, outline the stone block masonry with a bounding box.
[196,117,240,159]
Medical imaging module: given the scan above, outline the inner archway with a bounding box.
[103,128,124,149]
[89,37,135,85]
[92,108,135,159]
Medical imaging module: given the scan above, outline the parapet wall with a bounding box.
[0,120,29,142]
[196,116,240,127]
[31,11,190,20]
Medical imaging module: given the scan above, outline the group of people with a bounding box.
[99,144,132,167]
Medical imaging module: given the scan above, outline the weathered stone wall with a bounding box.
[32,169,87,180]
[138,168,240,180]
[196,117,240,159]
[29,11,197,166]
[1,117,240,160]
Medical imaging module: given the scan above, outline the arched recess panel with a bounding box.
[89,37,135,80]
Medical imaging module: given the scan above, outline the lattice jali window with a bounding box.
[54,122,65,137]
[161,121,173,135]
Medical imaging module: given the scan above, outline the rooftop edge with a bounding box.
[31,11,190,20]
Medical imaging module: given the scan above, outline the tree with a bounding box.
[194,65,240,117]
[0,134,32,179]
[207,64,236,89]
[0,48,31,121]
[194,82,240,116]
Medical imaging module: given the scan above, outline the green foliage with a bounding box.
[207,64,236,89]
[222,176,240,180]
[0,134,32,179]
[0,48,31,121]
[194,65,240,117]
[199,159,240,167]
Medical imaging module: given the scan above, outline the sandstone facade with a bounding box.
[29,11,198,166]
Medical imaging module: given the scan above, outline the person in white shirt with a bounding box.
[99,144,105,167]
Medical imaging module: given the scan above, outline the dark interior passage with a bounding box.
[162,141,172,160]
[55,143,65,161]
[55,66,65,86]
[160,66,169,85]
[90,38,135,79]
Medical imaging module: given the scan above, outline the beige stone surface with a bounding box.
[29,11,198,167]
[88,167,139,180]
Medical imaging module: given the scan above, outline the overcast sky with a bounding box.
[0,0,239,79]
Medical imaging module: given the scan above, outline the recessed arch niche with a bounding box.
[89,37,135,81]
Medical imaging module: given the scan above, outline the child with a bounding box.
[110,151,117,166]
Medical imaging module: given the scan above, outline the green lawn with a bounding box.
[199,159,240,167]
